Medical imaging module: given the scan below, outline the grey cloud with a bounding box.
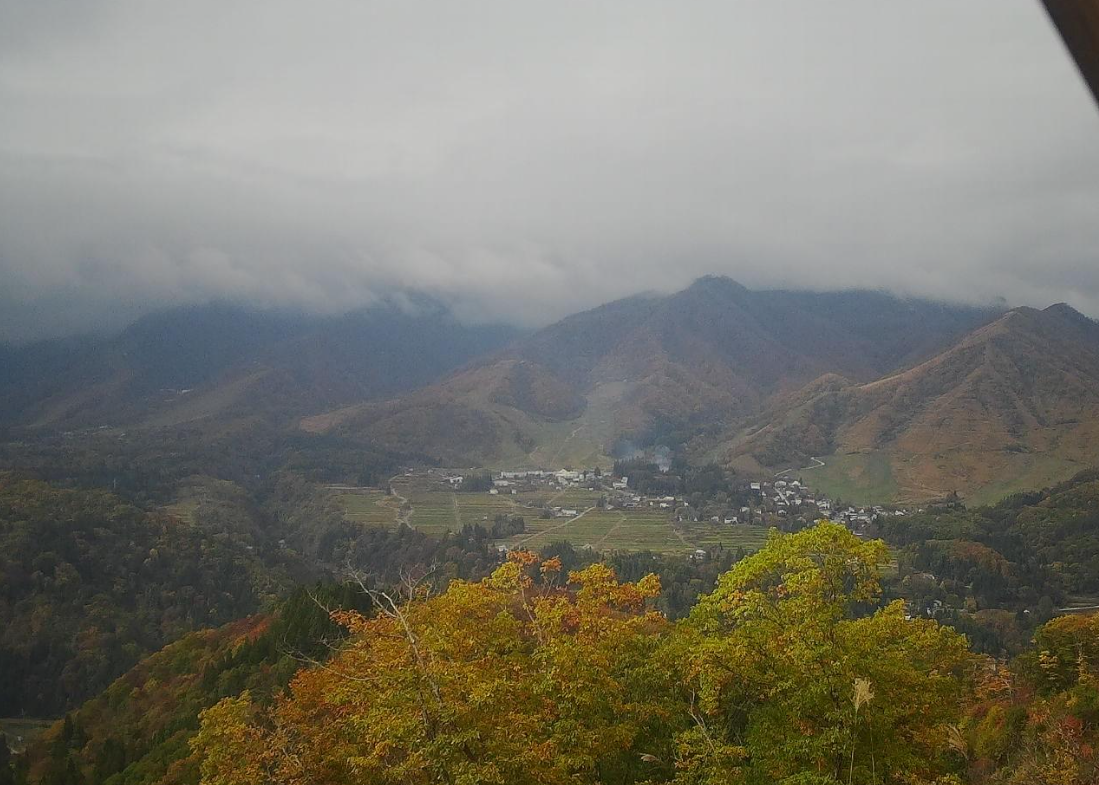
[2,0,1099,342]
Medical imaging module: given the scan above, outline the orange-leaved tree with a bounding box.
[194,523,984,785]
[192,551,680,785]
[966,612,1099,785]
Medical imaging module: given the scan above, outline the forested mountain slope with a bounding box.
[884,468,1099,607]
[0,476,302,716]
[11,522,1099,784]
[0,471,504,719]
[303,278,999,468]
[0,299,519,433]
[725,303,1099,503]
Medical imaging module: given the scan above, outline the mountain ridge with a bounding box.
[11,278,1099,504]
[721,302,1099,503]
[302,278,1006,477]
[0,298,522,433]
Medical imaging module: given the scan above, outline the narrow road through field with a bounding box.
[388,476,412,527]
[593,513,626,550]
[671,523,692,550]
[517,506,596,547]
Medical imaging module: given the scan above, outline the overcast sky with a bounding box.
[2,0,1099,341]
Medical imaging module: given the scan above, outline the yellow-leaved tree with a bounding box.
[192,552,679,785]
[670,522,975,785]
[193,523,978,785]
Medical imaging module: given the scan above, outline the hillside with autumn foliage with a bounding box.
[11,523,1099,785]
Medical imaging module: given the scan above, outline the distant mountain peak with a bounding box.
[1043,302,1092,322]
[686,275,749,293]
[993,303,1099,343]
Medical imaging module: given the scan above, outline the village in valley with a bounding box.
[334,460,911,559]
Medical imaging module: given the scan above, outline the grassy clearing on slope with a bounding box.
[961,453,1086,507]
[804,451,899,506]
[163,498,200,524]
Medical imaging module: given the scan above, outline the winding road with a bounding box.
[775,456,825,478]
[387,476,412,526]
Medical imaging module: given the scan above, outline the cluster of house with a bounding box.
[749,478,906,533]
[489,469,608,496]
[752,478,818,517]
[494,469,598,489]
[438,466,907,534]
[443,469,606,495]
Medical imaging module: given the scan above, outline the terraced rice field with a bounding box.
[684,522,770,553]
[333,479,770,556]
[403,491,459,534]
[336,489,400,527]
[452,494,531,528]
[510,508,683,553]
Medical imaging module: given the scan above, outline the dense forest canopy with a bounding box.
[0,471,507,719]
[192,525,975,785]
[6,416,1099,784]
[882,471,1099,629]
[6,522,1099,784]
[0,476,293,716]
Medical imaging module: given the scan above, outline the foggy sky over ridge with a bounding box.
[2,0,1099,342]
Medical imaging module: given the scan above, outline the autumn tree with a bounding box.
[193,524,982,785]
[671,522,974,785]
[966,613,1099,784]
[193,552,677,785]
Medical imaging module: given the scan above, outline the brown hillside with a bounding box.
[725,304,1099,503]
[302,278,999,466]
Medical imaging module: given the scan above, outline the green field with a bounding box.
[451,494,527,528]
[403,491,458,533]
[510,508,680,553]
[508,510,769,556]
[803,452,899,506]
[803,450,1086,508]
[403,490,549,534]
[685,522,771,553]
[335,477,770,556]
[960,453,1085,508]
[337,489,400,527]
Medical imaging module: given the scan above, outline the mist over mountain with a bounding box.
[12,276,1099,505]
[8,4,1099,783]
[0,297,521,432]
[3,1,1099,344]
[288,276,1099,503]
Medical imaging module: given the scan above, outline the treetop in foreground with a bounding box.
[193,523,977,785]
